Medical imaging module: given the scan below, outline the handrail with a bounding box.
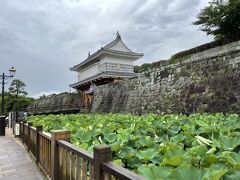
[102,162,145,180]
[57,140,93,162]
[30,126,37,131]
[39,131,52,140]
[24,104,81,115]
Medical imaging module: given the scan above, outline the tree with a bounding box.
[193,0,240,40]
[9,79,28,97]
[0,92,11,114]
[7,79,31,112]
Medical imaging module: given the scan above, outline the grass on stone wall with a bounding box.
[134,38,240,74]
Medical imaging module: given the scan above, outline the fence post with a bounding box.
[35,126,43,164]
[22,121,26,144]
[27,122,33,151]
[94,144,112,180]
[19,122,22,140]
[51,130,70,180]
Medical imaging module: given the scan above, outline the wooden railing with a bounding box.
[39,131,52,177]
[19,122,144,180]
[57,140,94,180]
[24,104,81,115]
[29,126,37,157]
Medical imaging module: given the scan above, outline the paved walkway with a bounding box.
[0,128,45,180]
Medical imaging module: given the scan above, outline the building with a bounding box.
[70,32,143,108]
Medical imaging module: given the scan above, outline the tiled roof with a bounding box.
[70,33,143,71]
[69,71,137,88]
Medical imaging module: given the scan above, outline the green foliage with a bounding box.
[168,165,202,180]
[9,79,28,97]
[133,65,142,73]
[7,79,33,112]
[0,79,33,114]
[138,166,171,180]
[193,0,240,40]
[27,113,240,180]
[0,92,34,113]
[133,60,167,73]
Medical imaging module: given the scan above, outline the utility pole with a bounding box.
[0,67,16,136]
[1,73,5,114]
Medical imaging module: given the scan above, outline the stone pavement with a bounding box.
[0,128,45,180]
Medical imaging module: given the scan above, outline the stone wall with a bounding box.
[27,92,81,114]
[91,40,240,114]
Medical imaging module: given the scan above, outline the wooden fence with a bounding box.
[25,104,81,115]
[19,122,144,180]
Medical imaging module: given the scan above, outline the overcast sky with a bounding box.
[0,0,213,98]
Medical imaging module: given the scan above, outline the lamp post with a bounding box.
[0,66,16,136]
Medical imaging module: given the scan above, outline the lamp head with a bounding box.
[9,66,16,77]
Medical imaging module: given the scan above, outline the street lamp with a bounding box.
[0,66,16,136]
[9,66,16,77]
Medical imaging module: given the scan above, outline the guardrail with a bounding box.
[26,104,81,111]
[19,122,144,180]
[22,104,82,115]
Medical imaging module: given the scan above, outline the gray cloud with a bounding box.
[0,0,212,97]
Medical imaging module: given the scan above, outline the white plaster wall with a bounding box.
[78,55,136,82]
[78,63,100,81]
[100,56,134,65]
